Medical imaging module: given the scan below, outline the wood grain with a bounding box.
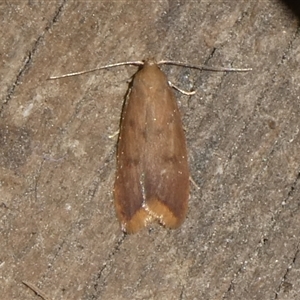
[1,1,299,299]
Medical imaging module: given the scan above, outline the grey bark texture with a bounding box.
[1,1,300,299]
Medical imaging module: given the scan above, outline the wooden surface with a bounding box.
[1,1,300,299]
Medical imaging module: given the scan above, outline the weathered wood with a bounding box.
[1,1,299,299]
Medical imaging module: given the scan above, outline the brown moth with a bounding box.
[114,59,189,233]
[49,58,251,234]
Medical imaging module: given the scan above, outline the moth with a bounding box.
[114,59,190,233]
[50,58,251,233]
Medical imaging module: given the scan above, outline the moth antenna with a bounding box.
[48,61,144,80]
[157,60,252,72]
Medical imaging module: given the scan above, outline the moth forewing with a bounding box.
[114,60,189,233]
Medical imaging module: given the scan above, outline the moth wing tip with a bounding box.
[146,198,187,229]
[121,208,153,234]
